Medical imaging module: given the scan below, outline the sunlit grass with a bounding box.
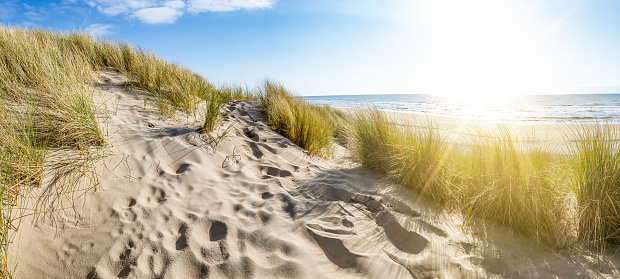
[218,83,259,102]
[260,80,334,156]
[455,127,574,247]
[0,26,227,278]
[348,110,577,246]
[569,123,620,247]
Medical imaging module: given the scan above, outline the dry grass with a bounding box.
[569,123,620,247]
[455,127,574,247]
[0,26,227,277]
[260,80,335,156]
[347,108,614,248]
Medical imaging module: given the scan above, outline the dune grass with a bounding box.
[349,110,577,246]
[569,123,620,247]
[218,83,259,103]
[351,109,453,203]
[455,127,574,246]
[202,83,259,133]
[347,108,620,248]
[0,105,48,278]
[0,26,229,277]
[66,33,216,117]
[260,80,335,156]
[257,91,577,246]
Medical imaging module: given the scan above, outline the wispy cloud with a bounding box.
[0,0,19,21]
[86,0,276,24]
[187,0,276,13]
[90,0,153,16]
[86,23,114,37]
[131,6,183,24]
[22,3,48,21]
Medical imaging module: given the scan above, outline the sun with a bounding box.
[413,0,555,101]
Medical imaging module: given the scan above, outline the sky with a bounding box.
[1,0,619,96]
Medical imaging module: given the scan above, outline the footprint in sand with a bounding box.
[188,219,231,266]
[57,242,81,266]
[261,166,292,178]
[209,221,228,241]
[261,191,274,199]
[376,212,429,255]
[278,194,297,219]
[306,228,361,269]
[138,186,167,207]
[113,197,138,224]
[249,142,264,159]
[175,163,191,174]
[176,224,188,250]
[243,127,260,142]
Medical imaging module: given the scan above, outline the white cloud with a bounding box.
[0,0,18,20]
[85,0,276,24]
[165,0,186,10]
[86,23,114,37]
[187,0,276,13]
[131,6,183,24]
[93,0,153,16]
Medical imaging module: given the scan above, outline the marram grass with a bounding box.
[260,80,334,156]
[258,92,583,247]
[345,108,620,248]
[569,123,620,246]
[0,26,228,277]
[455,127,574,247]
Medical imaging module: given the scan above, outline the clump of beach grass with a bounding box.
[0,26,228,278]
[351,109,452,203]
[349,108,576,247]
[455,127,574,247]
[202,88,224,133]
[201,83,258,133]
[0,105,48,278]
[260,80,334,156]
[569,123,620,247]
[218,83,259,102]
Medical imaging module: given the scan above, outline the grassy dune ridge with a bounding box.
[0,27,241,277]
[262,87,620,249]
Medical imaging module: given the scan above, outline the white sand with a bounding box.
[7,71,620,278]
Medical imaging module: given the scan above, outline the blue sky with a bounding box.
[1,0,619,96]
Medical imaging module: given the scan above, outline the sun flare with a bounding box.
[415,0,556,98]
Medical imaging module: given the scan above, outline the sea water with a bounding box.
[304,94,620,124]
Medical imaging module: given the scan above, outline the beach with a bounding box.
[7,71,620,278]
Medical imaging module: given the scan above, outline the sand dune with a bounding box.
[8,71,620,278]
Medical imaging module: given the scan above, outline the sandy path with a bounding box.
[8,71,620,278]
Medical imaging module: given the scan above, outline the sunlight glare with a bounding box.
[415,0,555,100]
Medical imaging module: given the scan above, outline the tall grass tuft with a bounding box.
[260,80,334,156]
[202,88,224,133]
[456,127,574,246]
[570,123,620,246]
[218,83,258,102]
[0,105,48,277]
[351,109,452,203]
[350,109,575,247]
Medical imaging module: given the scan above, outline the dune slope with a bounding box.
[8,71,620,278]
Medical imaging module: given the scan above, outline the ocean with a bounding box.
[303,94,620,124]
